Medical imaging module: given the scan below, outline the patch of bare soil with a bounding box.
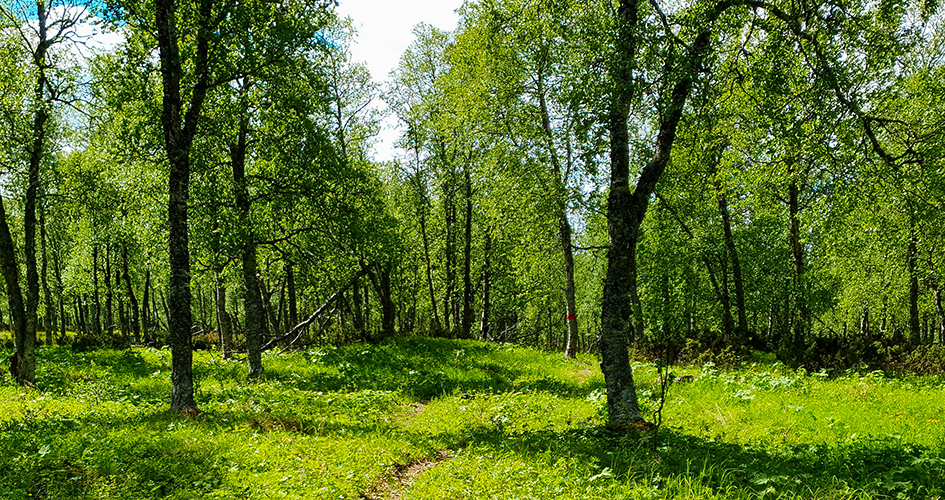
[363,401,452,499]
[401,401,428,426]
[362,450,452,500]
[571,368,594,384]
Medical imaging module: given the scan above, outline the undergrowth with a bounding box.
[0,337,942,499]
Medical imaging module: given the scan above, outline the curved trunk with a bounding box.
[0,197,28,384]
[536,71,581,358]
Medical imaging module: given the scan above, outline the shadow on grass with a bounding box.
[20,338,943,498]
[30,337,601,404]
[4,389,943,499]
[407,421,945,499]
[0,414,231,500]
[258,336,603,400]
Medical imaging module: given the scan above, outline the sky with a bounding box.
[334,0,465,163]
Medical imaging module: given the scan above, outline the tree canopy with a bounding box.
[0,0,941,422]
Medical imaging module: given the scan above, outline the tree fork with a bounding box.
[600,0,735,425]
[155,0,213,412]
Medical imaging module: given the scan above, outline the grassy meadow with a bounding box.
[0,335,943,499]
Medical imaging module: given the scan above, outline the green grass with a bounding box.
[0,338,943,499]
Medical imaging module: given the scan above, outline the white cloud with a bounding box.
[336,1,463,81]
[335,0,464,162]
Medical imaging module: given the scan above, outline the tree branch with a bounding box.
[260,268,368,352]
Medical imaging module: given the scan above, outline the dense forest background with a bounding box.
[1,0,943,399]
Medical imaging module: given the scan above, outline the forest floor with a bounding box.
[0,335,943,499]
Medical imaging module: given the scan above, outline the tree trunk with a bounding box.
[92,245,102,337]
[599,0,644,425]
[935,288,944,344]
[443,175,458,334]
[561,214,580,358]
[286,262,298,328]
[156,284,165,336]
[117,266,128,341]
[53,248,65,340]
[73,294,89,334]
[352,276,365,333]
[479,230,493,341]
[238,200,266,377]
[704,255,734,341]
[380,264,396,339]
[461,167,474,338]
[276,273,288,337]
[231,85,265,378]
[419,196,441,333]
[860,305,870,339]
[536,72,581,358]
[142,269,151,344]
[410,139,442,335]
[366,262,396,339]
[600,0,725,425]
[0,196,30,384]
[156,0,213,412]
[908,219,920,345]
[363,282,370,331]
[202,283,212,335]
[214,276,233,358]
[787,178,807,350]
[17,0,55,385]
[122,244,141,344]
[105,243,114,334]
[258,278,277,338]
[40,210,56,345]
[716,186,748,342]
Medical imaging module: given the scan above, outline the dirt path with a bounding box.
[362,402,452,500]
[362,449,452,500]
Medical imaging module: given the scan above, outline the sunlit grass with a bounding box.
[0,338,943,499]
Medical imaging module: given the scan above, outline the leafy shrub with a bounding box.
[675,338,745,370]
[71,331,131,352]
[892,344,945,375]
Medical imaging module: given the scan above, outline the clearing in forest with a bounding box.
[0,336,943,499]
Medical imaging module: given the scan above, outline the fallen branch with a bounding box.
[277,304,338,354]
[261,268,367,352]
